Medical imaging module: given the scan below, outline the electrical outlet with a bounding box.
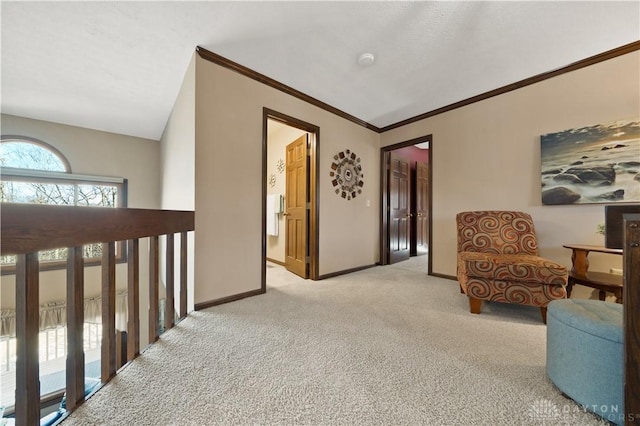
[609,268,623,276]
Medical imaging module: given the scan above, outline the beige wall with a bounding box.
[1,114,161,345]
[1,114,161,207]
[193,56,380,305]
[160,54,196,312]
[380,52,640,294]
[7,48,633,312]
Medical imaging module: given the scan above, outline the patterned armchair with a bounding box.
[456,211,567,323]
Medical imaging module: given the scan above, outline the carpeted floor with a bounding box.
[62,257,606,425]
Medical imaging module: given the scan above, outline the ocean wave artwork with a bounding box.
[540,119,640,205]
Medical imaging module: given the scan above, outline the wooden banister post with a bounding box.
[127,239,140,360]
[101,242,116,382]
[66,246,85,410]
[165,234,175,331]
[180,232,188,320]
[149,236,159,342]
[624,215,640,425]
[14,252,40,426]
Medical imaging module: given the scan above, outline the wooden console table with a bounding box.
[563,244,624,303]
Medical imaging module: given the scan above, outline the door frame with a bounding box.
[379,134,433,274]
[262,108,320,290]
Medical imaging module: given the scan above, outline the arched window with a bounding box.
[0,137,70,172]
[0,136,127,270]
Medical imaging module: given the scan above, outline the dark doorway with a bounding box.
[380,135,432,273]
[389,151,411,263]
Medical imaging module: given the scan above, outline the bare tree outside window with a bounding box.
[0,140,67,171]
[0,138,126,268]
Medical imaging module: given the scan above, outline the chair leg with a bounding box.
[540,306,547,324]
[459,284,464,294]
[469,297,482,314]
[566,277,574,299]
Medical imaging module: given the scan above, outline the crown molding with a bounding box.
[197,41,640,135]
[380,40,640,133]
[196,46,381,133]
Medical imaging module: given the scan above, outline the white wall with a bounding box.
[160,54,196,313]
[161,55,196,212]
[380,51,640,295]
[193,55,380,305]
[1,113,161,345]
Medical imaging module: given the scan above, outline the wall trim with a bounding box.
[430,272,457,281]
[380,40,640,132]
[317,264,377,280]
[194,289,264,311]
[197,41,639,135]
[196,46,380,133]
[266,257,285,267]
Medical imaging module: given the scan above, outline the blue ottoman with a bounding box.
[546,299,624,425]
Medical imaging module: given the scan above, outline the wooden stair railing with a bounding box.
[1,204,195,426]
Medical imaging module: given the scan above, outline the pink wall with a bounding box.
[392,145,429,164]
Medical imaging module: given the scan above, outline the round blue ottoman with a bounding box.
[546,299,624,425]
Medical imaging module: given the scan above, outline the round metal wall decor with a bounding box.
[276,159,285,174]
[330,149,364,200]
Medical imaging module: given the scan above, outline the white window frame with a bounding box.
[0,137,128,274]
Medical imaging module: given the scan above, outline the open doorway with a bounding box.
[379,135,433,274]
[262,108,320,290]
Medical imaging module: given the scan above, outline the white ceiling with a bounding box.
[2,1,639,141]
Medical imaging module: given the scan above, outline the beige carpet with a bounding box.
[62,257,606,425]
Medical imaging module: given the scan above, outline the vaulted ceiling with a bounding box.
[2,1,639,140]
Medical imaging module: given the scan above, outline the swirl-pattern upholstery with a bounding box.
[456,211,568,323]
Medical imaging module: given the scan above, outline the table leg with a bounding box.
[571,249,589,277]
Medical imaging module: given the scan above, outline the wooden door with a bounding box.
[285,135,308,278]
[415,162,429,256]
[389,153,410,263]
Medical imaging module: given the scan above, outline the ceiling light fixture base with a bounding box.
[358,53,375,66]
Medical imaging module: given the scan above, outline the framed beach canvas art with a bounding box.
[540,119,640,205]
